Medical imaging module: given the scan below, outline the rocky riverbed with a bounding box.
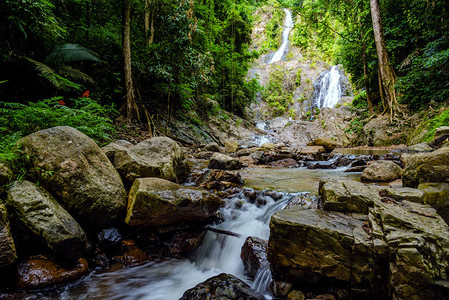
[1,125,449,299]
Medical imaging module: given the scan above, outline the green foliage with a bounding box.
[422,108,449,142]
[0,97,118,165]
[352,90,368,110]
[263,65,295,116]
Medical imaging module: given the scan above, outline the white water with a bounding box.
[314,65,342,108]
[268,9,293,64]
[254,121,273,146]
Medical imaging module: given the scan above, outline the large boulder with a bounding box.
[319,179,378,214]
[125,178,223,227]
[312,137,338,152]
[19,126,127,228]
[208,153,244,170]
[101,140,133,164]
[0,204,17,268]
[0,162,12,187]
[16,255,88,289]
[179,273,264,300]
[418,182,449,224]
[7,181,87,262]
[361,160,402,182]
[196,169,244,191]
[224,139,239,153]
[111,137,190,188]
[241,236,268,279]
[402,147,449,188]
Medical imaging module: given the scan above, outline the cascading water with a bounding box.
[254,121,272,146]
[268,9,293,64]
[313,65,342,108]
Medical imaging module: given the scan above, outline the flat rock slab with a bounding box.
[208,153,244,170]
[7,181,87,262]
[125,177,223,227]
[19,126,127,228]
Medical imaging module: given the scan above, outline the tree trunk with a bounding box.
[122,0,140,122]
[144,0,154,46]
[370,0,398,119]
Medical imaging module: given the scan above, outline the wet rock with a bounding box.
[97,228,122,253]
[112,239,150,266]
[16,255,88,289]
[260,142,276,150]
[241,236,268,279]
[224,139,239,153]
[344,166,366,173]
[287,290,305,300]
[18,126,127,228]
[0,204,17,268]
[418,183,449,224]
[306,161,336,170]
[263,190,283,201]
[197,169,244,191]
[299,146,326,156]
[402,147,449,187]
[169,230,206,258]
[270,158,298,168]
[7,181,87,262]
[125,178,223,227]
[249,151,267,164]
[208,153,244,170]
[319,179,378,214]
[349,157,370,167]
[285,194,318,209]
[314,294,336,300]
[179,273,264,300]
[112,136,190,188]
[236,147,258,157]
[204,142,222,152]
[361,160,402,182]
[312,137,338,152]
[270,280,293,297]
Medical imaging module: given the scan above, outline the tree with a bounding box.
[122,0,140,122]
[370,0,400,119]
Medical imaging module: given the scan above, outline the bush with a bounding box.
[422,108,449,142]
[0,97,118,165]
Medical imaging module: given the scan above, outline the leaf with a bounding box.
[58,65,95,83]
[45,44,101,64]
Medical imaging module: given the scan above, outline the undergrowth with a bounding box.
[422,108,449,142]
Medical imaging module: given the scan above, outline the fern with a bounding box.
[45,43,100,64]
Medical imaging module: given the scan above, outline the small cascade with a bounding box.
[313,65,343,108]
[268,9,294,64]
[254,121,273,146]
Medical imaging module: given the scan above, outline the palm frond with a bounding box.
[399,49,422,70]
[58,65,95,83]
[45,44,101,64]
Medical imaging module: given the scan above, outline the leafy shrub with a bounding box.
[0,97,118,166]
[352,90,368,110]
[421,108,449,142]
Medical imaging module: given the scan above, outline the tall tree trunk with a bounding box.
[144,0,154,46]
[122,0,140,121]
[370,0,398,120]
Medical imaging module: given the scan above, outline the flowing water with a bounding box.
[268,9,293,64]
[314,65,342,108]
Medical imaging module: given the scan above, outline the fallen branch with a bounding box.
[206,226,241,238]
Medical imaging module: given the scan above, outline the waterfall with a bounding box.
[268,9,293,64]
[313,65,342,108]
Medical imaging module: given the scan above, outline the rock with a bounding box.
[319,179,378,214]
[407,143,433,152]
[196,169,244,191]
[249,151,267,164]
[270,280,293,297]
[361,160,402,182]
[16,255,88,289]
[306,161,336,170]
[208,152,244,170]
[18,126,127,228]
[0,162,12,187]
[344,166,366,172]
[97,228,122,253]
[287,290,305,300]
[0,204,17,268]
[179,273,264,300]
[435,126,449,140]
[260,142,276,150]
[224,139,239,153]
[241,237,268,279]
[101,140,133,164]
[299,146,326,155]
[268,207,367,285]
[204,142,221,152]
[112,136,190,188]
[312,137,338,152]
[236,147,258,157]
[7,181,87,262]
[125,178,223,227]
[362,116,402,146]
[270,158,298,168]
[112,239,150,266]
[418,183,449,224]
[402,147,449,188]
[168,230,206,258]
